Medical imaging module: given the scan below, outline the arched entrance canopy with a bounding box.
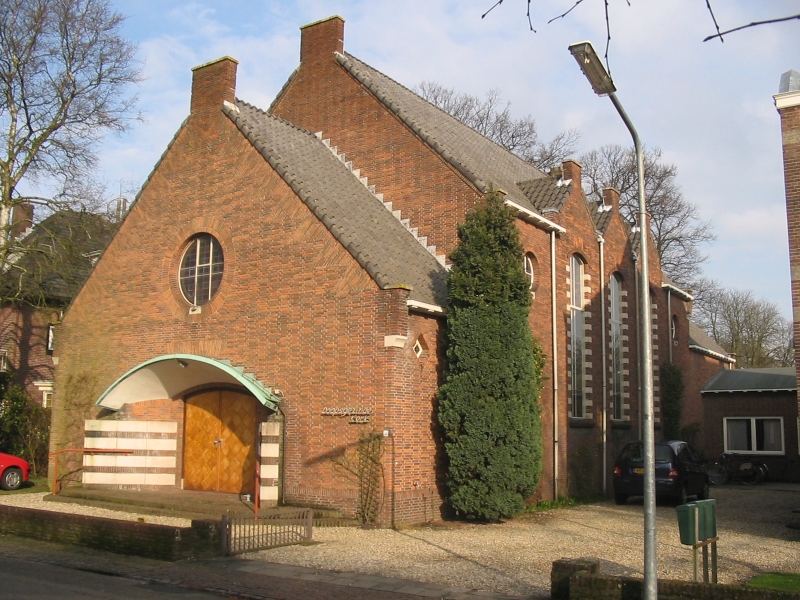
[95,354,282,411]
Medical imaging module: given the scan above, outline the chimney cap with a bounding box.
[779,70,800,94]
[191,56,239,72]
[300,15,345,29]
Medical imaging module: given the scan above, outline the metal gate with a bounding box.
[221,508,313,555]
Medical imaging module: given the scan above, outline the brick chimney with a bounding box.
[602,187,620,213]
[562,159,582,190]
[9,202,32,239]
[300,16,345,65]
[190,56,238,117]
[775,69,800,385]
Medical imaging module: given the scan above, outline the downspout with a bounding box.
[598,234,607,495]
[633,251,643,442]
[550,230,560,500]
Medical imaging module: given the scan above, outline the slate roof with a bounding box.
[587,199,614,234]
[335,52,547,212]
[516,177,571,214]
[225,100,448,308]
[688,321,735,363]
[702,367,796,393]
[1,210,115,304]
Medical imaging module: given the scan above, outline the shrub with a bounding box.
[437,190,544,520]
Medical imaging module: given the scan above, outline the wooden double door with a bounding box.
[184,390,256,494]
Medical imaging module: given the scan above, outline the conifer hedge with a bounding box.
[437,190,545,520]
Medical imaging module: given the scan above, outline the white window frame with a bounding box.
[569,255,586,418]
[0,349,6,372]
[524,254,535,291]
[33,381,54,408]
[609,273,623,420]
[723,416,785,455]
[179,234,224,306]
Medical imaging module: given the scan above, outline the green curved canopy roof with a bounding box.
[95,354,282,411]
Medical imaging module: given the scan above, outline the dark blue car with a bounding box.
[613,440,709,505]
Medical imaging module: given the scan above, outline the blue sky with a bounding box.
[105,0,800,316]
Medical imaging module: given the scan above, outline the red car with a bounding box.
[0,453,30,491]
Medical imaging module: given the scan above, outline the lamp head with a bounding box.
[568,41,616,96]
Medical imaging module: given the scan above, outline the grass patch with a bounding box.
[747,573,800,592]
[525,496,588,513]
[0,476,48,496]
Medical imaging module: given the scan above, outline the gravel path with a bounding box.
[1,488,797,598]
[0,492,191,527]
[244,488,800,598]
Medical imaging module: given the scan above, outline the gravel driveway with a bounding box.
[245,487,800,598]
[2,487,797,598]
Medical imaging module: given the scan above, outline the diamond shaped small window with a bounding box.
[413,339,424,358]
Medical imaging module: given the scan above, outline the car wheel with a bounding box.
[697,481,710,500]
[676,485,688,506]
[0,468,22,491]
[614,493,627,505]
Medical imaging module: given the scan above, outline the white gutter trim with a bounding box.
[661,282,693,302]
[504,199,566,234]
[688,344,736,364]
[406,299,445,315]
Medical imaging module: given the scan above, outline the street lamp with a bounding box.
[568,41,658,600]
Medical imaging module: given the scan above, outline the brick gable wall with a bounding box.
[271,17,482,262]
[50,60,442,524]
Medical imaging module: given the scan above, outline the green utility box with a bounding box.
[677,499,717,545]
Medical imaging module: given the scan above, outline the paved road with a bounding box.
[0,535,521,600]
[0,557,225,599]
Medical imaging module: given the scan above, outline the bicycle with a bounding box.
[707,453,765,486]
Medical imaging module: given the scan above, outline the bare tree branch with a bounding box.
[416,81,579,171]
[0,0,141,306]
[580,144,715,285]
[704,13,800,42]
[704,0,724,43]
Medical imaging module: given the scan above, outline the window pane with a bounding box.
[756,418,782,452]
[655,446,673,463]
[726,419,751,451]
[571,306,584,417]
[179,235,224,305]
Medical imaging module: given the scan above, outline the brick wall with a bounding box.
[0,504,221,560]
[551,558,800,600]
[51,55,442,525]
[0,304,57,403]
[776,92,800,447]
[271,17,483,262]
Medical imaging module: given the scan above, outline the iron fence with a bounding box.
[221,508,313,555]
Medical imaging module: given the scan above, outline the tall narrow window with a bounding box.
[570,255,586,417]
[179,234,224,306]
[610,274,623,420]
[524,253,535,290]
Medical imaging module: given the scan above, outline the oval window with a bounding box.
[179,234,224,305]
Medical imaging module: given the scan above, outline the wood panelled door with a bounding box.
[184,390,256,494]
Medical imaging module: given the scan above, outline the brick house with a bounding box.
[702,368,798,482]
[0,209,112,407]
[776,70,800,477]
[49,16,729,525]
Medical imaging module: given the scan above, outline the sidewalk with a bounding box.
[0,534,532,600]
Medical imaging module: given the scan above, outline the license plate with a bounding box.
[633,468,644,474]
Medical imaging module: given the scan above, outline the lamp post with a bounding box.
[568,41,657,600]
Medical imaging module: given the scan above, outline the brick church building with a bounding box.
[49,16,729,525]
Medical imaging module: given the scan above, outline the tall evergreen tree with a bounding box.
[437,190,544,520]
